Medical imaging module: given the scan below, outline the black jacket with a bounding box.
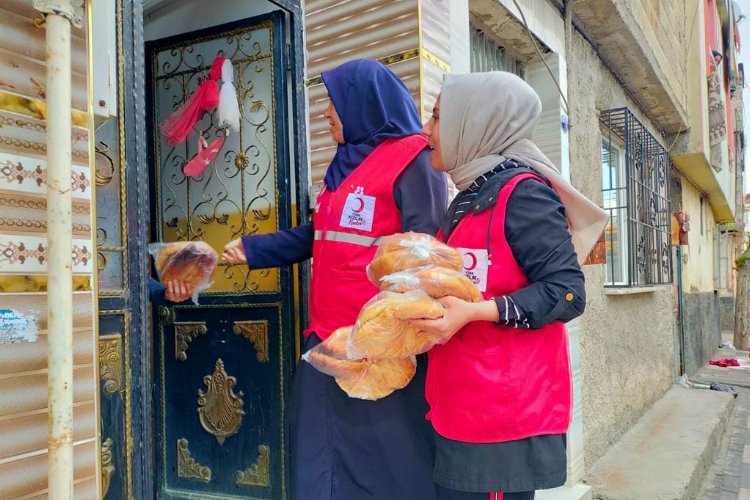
[443,164,586,329]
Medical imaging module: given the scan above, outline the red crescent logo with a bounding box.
[353,197,365,213]
[464,252,478,271]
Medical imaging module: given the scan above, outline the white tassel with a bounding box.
[218,58,241,132]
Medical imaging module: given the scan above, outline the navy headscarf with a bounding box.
[321,59,423,190]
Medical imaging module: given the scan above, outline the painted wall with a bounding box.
[683,291,720,375]
[672,0,736,223]
[681,180,718,292]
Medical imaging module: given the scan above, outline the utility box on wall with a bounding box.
[672,212,690,245]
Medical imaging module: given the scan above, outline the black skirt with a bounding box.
[433,431,567,493]
[288,334,437,500]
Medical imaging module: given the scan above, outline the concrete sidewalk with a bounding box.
[584,385,734,500]
[697,387,750,500]
[694,347,750,500]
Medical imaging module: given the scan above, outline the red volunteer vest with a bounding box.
[426,173,572,443]
[306,135,428,340]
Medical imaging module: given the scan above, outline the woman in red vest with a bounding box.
[412,72,607,500]
[222,59,447,499]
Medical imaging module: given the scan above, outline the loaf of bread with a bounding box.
[347,290,445,359]
[149,241,218,301]
[379,265,483,302]
[335,355,416,400]
[367,232,464,284]
[303,326,354,378]
[302,325,417,400]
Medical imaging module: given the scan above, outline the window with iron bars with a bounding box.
[470,24,523,76]
[600,108,673,287]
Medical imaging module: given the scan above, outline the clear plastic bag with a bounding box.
[367,232,464,284]
[301,326,417,401]
[379,265,483,302]
[346,290,446,359]
[148,241,218,304]
[301,326,352,374]
[335,355,416,401]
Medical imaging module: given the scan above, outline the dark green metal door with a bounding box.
[147,12,295,499]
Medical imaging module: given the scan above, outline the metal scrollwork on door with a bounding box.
[94,117,126,294]
[101,437,115,497]
[197,358,245,444]
[154,20,281,295]
[174,321,208,361]
[177,438,212,482]
[235,445,270,487]
[99,335,122,395]
[233,320,269,362]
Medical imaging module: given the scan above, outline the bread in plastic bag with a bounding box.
[148,241,218,304]
[367,232,464,284]
[347,290,446,359]
[301,326,417,400]
[336,356,416,401]
[379,265,483,302]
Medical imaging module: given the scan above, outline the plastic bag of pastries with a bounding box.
[148,240,218,304]
[302,326,417,400]
[346,290,446,359]
[367,232,464,284]
[379,265,483,302]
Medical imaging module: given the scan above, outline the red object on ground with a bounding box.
[709,358,740,367]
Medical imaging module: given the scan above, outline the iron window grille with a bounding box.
[600,108,673,287]
[470,24,524,76]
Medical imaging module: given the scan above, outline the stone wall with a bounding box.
[569,31,677,468]
[682,291,720,375]
[572,0,689,133]
[623,0,688,113]
[719,294,735,334]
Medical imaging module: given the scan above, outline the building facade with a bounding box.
[0,0,745,498]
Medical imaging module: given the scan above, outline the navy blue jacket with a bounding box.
[242,150,447,267]
[148,277,192,306]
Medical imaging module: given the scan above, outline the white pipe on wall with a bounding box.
[45,12,74,499]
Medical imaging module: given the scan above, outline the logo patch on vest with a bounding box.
[457,248,489,292]
[340,186,375,232]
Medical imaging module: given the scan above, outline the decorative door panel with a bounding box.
[156,303,289,499]
[147,12,294,500]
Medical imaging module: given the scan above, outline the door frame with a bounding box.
[119,1,309,497]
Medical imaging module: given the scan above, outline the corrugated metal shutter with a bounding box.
[305,0,452,187]
[0,2,98,498]
[420,0,451,120]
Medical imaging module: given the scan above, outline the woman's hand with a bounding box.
[410,296,499,343]
[164,280,194,303]
[222,238,247,265]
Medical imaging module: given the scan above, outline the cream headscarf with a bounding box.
[440,72,608,264]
